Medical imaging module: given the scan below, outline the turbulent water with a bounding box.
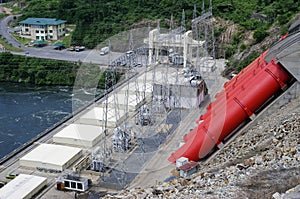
[0,82,75,159]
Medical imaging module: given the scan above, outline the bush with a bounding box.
[253,29,269,43]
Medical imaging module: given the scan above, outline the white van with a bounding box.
[100,46,109,55]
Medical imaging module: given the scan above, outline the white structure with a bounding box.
[118,81,153,99]
[99,93,145,112]
[19,18,66,41]
[77,107,126,128]
[176,157,189,168]
[150,66,207,109]
[20,144,82,171]
[148,29,204,67]
[53,124,104,148]
[0,174,47,199]
[60,176,89,192]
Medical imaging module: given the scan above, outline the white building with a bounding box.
[53,123,104,148]
[19,18,66,41]
[77,106,127,128]
[0,174,47,199]
[19,143,82,171]
[58,176,89,192]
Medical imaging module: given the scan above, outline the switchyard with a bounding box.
[0,2,221,196]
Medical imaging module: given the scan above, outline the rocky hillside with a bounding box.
[105,96,300,198]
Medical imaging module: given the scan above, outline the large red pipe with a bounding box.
[168,56,291,163]
[183,60,266,143]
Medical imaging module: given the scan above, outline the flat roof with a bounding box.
[80,107,126,122]
[19,18,66,25]
[179,161,198,171]
[104,93,144,106]
[53,123,104,142]
[119,82,153,95]
[20,143,82,167]
[142,66,192,85]
[0,174,47,199]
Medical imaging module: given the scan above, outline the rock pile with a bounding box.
[104,97,300,199]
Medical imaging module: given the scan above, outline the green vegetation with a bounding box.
[0,52,120,87]
[0,36,23,52]
[18,0,300,49]
[0,0,298,83]
[0,52,77,85]
[0,13,7,20]
[12,34,32,46]
[60,25,76,48]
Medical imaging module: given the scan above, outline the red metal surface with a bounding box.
[168,53,292,163]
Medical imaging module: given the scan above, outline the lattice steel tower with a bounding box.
[192,0,216,73]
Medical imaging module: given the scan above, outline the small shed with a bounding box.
[58,175,89,192]
[176,157,189,168]
[179,161,199,177]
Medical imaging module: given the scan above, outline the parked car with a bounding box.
[75,46,85,52]
[6,173,18,179]
[0,181,6,188]
[100,46,109,55]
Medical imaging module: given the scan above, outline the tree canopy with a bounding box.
[18,0,299,48]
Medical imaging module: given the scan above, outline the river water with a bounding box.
[0,82,75,159]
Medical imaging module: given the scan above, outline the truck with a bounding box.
[100,46,109,55]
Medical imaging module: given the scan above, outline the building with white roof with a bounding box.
[77,106,126,128]
[0,174,47,199]
[99,93,145,112]
[53,123,104,148]
[19,144,82,171]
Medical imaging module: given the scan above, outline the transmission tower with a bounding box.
[91,39,114,178]
[192,0,216,74]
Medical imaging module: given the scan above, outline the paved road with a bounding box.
[0,14,22,49]
[0,15,124,65]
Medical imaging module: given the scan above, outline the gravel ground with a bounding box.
[103,96,300,199]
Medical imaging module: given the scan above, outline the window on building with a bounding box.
[71,182,76,189]
[41,31,44,33]
[36,36,39,40]
[49,36,53,39]
[35,25,44,29]
[25,28,29,32]
[45,30,47,33]
[49,30,53,33]
[77,183,83,190]
[62,28,65,31]
[41,36,44,40]
[64,181,70,188]
[36,30,39,33]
